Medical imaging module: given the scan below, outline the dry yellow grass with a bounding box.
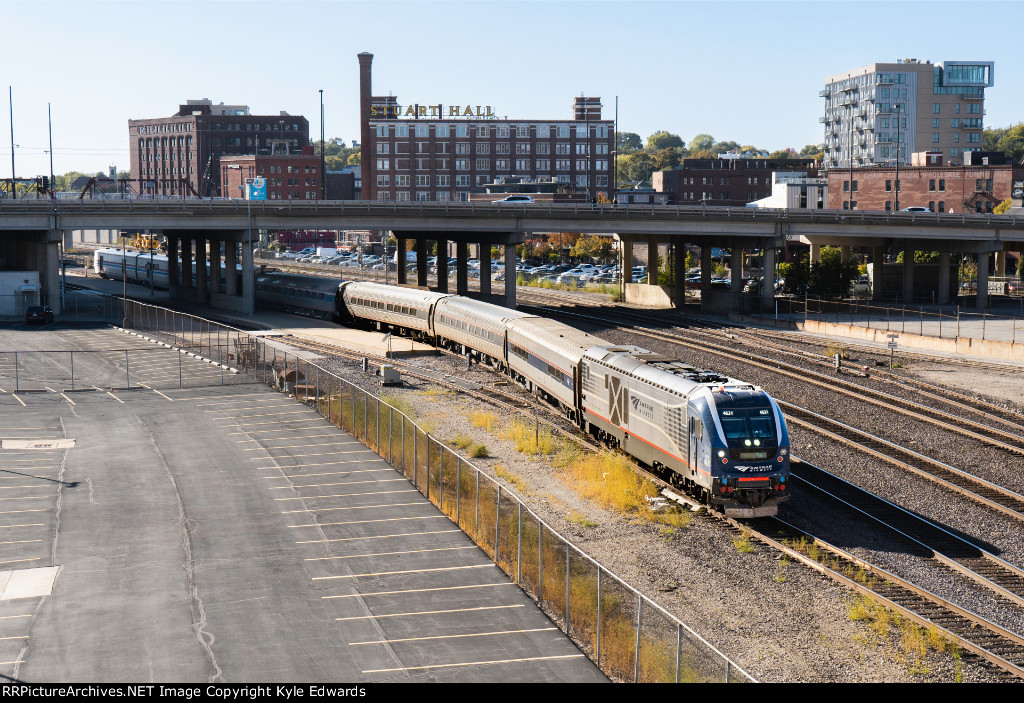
[471,410,498,432]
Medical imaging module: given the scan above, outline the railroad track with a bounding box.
[740,509,1024,681]
[780,400,1024,522]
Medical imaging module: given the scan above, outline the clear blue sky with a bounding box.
[3,0,1022,178]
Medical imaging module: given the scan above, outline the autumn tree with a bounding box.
[617,132,643,154]
[646,130,685,151]
[689,133,714,152]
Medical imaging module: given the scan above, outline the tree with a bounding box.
[570,234,613,262]
[646,130,684,151]
[617,132,643,154]
[767,149,795,160]
[650,147,684,172]
[710,140,740,154]
[994,123,1024,164]
[995,198,1013,214]
[689,134,714,152]
[346,152,361,166]
[618,151,653,184]
[896,250,941,263]
[799,144,824,160]
[809,246,861,297]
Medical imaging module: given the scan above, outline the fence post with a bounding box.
[920,307,923,335]
[125,349,130,389]
[456,456,461,526]
[376,397,380,456]
[901,305,905,333]
[70,351,74,391]
[14,351,17,392]
[494,485,500,561]
[634,595,642,683]
[516,502,522,584]
[389,405,394,464]
[413,426,417,487]
[957,305,960,338]
[596,568,602,668]
[363,391,368,444]
[676,624,682,684]
[983,311,987,341]
[425,436,431,501]
[565,543,570,632]
[178,349,183,388]
[538,522,543,605]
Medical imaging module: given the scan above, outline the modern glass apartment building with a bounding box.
[821,59,993,169]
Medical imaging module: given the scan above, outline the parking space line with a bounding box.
[59,394,76,406]
[207,410,312,418]
[274,479,409,495]
[256,460,380,471]
[220,419,323,428]
[0,540,42,546]
[252,450,377,461]
[0,558,40,565]
[349,626,557,646]
[314,564,493,580]
[0,660,25,666]
[0,524,44,529]
[324,583,513,599]
[336,604,523,621]
[278,489,420,504]
[0,496,49,501]
[106,392,124,404]
[0,485,49,490]
[10,396,25,407]
[229,429,336,437]
[292,515,447,530]
[306,545,476,561]
[0,614,32,619]
[295,527,460,544]
[264,468,394,480]
[0,636,28,640]
[361,654,585,674]
[283,501,423,514]
[0,510,47,515]
[139,385,174,402]
[244,441,362,451]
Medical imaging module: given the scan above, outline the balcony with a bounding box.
[819,89,831,98]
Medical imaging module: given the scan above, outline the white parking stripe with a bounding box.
[337,604,523,621]
[324,583,513,599]
[314,564,493,580]
[349,627,557,646]
[362,654,585,674]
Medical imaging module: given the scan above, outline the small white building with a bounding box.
[0,271,41,316]
[746,171,828,209]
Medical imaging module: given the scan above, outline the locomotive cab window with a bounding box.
[719,408,777,458]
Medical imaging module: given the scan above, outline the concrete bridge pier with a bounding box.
[436,237,449,292]
[480,244,491,296]
[196,236,208,303]
[416,238,428,288]
[731,248,743,294]
[761,242,776,311]
[167,236,180,292]
[937,251,951,305]
[871,245,885,302]
[456,241,469,295]
[0,229,63,313]
[395,235,408,285]
[902,244,915,303]
[621,234,633,283]
[210,240,222,297]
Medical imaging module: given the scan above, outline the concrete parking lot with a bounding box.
[0,325,604,682]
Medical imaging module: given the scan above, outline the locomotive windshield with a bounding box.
[718,407,777,459]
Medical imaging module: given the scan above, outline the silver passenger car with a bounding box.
[433,296,536,365]
[504,317,608,416]
[339,281,448,336]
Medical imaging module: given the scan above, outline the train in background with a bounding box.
[94,247,245,290]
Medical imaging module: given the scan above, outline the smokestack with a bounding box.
[358,52,373,200]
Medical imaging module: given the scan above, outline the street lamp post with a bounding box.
[239,181,254,316]
[319,89,326,200]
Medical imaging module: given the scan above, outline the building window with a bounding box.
[939,179,945,191]
[376,125,389,138]
[536,159,549,171]
[516,125,529,138]
[435,124,449,138]
[938,201,945,212]
[933,103,940,114]
[576,124,588,138]
[885,179,892,192]
[476,158,489,170]
[932,133,940,143]
[556,159,570,171]
[929,201,935,211]
[416,175,430,187]
[515,143,531,154]
[496,125,509,138]
[556,125,570,138]
[456,142,470,154]
[495,143,510,154]
[396,175,410,187]
[536,143,550,155]
[477,125,489,138]
[575,144,589,155]
[515,159,531,171]
[456,159,470,171]
[416,192,430,202]
[415,124,428,138]
[496,159,510,170]
[476,143,490,154]
[933,118,940,128]
[436,175,449,187]
[456,125,468,138]
[536,125,550,139]
[929,179,936,191]
[377,192,391,202]
[396,191,410,201]
[376,159,390,170]
[396,124,409,138]
[456,175,470,187]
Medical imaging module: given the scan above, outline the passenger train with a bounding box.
[333,280,790,518]
[96,253,790,516]
[94,248,244,290]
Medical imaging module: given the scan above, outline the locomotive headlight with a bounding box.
[780,448,788,455]
[744,439,752,447]
[717,450,726,458]
[753,439,761,446]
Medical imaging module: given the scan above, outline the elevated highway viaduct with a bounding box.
[2,198,1023,314]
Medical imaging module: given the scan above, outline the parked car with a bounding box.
[25,305,54,325]
[901,206,931,213]
[491,195,535,204]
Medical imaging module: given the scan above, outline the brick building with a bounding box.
[129,99,309,198]
[652,158,818,206]
[825,152,1023,212]
[357,52,614,203]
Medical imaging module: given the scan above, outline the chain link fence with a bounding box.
[112,297,754,683]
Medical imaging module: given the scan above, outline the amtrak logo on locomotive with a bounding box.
[629,395,656,422]
[732,464,774,473]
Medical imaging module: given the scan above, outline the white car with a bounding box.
[491,195,535,204]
